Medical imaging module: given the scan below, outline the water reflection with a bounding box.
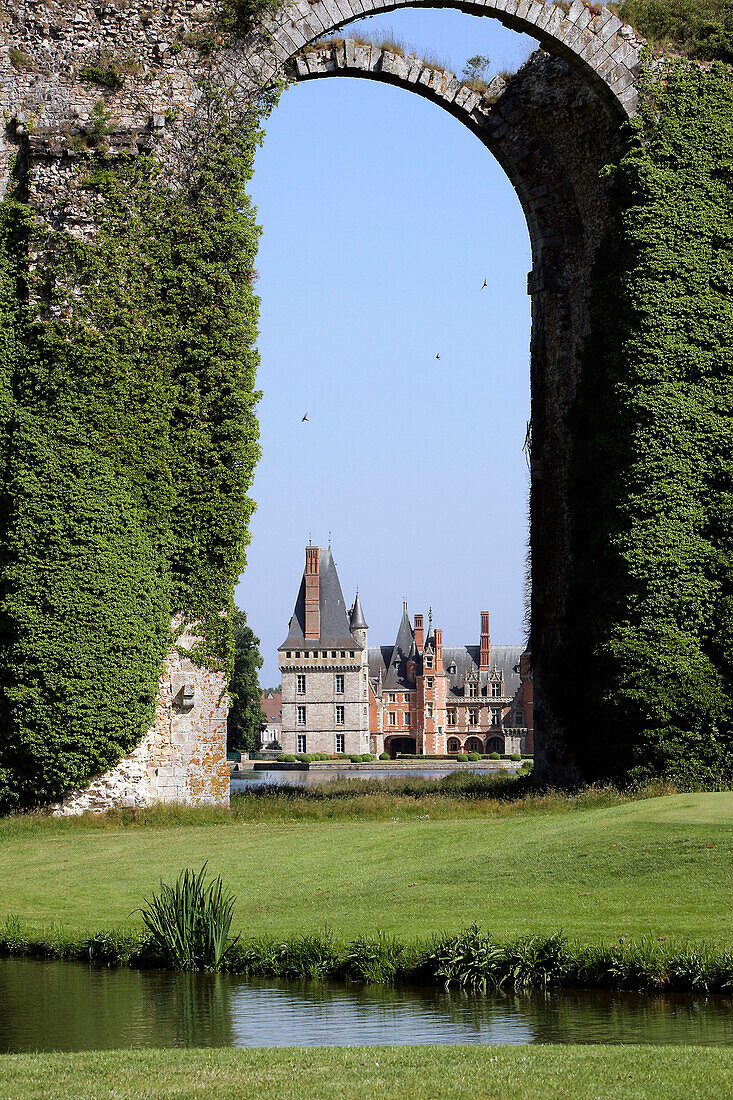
[1,959,732,1053]
[231,765,518,789]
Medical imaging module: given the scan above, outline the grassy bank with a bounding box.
[3,918,733,995]
[1,1046,732,1100]
[0,791,731,945]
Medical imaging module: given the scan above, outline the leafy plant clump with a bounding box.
[611,0,733,62]
[560,56,733,785]
[138,865,239,970]
[0,89,269,811]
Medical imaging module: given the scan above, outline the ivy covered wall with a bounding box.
[0,101,266,811]
[560,57,733,784]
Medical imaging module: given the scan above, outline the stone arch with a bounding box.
[282,40,626,779]
[287,39,587,272]
[0,0,646,795]
[263,0,644,118]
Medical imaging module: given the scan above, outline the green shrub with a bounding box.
[349,755,362,763]
[490,752,500,760]
[277,754,297,763]
[137,865,239,971]
[360,753,374,762]
[511,753,522,761]
[612,0,733,62]
[379,752,390,760]
[467,752,481,762]
[343,932,409,984]
[427,925,505,992]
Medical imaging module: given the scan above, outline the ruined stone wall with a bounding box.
[56,621,229,814]
[0,0,642,798]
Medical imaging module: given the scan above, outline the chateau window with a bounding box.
[335,674,344,694]
[468,683,477,698]
[336,733,345,753]
[469,708,478,726]
[389,693,396,703]
[297,705,306,725]
[286,651,291,659]
[350,651,355,658]
[296,674,306,694]
[331,651,336,658]
[491,681,502,698]
[295,651,300,659]
[426,677,434,689]
[426,703,434,719]
[425,656,433,669]
[341,651,346,658]
[297,734,307,753]
[336,705,345,725]
[491,708,501,726]
[447,709,456,726]
[363,706,368,720]
[389,712,396,726]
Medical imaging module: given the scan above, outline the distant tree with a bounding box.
[227,610,266,752]
[462,55,491,86]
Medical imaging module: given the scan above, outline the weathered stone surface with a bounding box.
[55,620,230,815]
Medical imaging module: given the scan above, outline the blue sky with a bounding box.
[236,10,538,685]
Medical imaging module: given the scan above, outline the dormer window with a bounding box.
[448,663,456,676]
[425,656,433,669]
[491,681,502,697]
[468,683,477,698]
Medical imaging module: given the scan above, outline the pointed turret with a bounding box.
[350,589,368,631]
[350,588,368,650]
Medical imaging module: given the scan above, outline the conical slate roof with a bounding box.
[350,589,368,631]
[279,548,362,650]
[382,604,416,689]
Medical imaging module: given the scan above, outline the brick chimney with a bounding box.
[304,546,320,639]
[414,613,424,652]
[435,628,443,672]
[480,611,490,670]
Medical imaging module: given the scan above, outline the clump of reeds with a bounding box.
[137,864,239,971]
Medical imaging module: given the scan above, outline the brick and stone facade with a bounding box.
[369,607,533,758]
[279,546,532,758]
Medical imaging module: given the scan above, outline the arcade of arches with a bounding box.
[0,0,731,810]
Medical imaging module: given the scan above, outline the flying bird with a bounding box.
[435,354,440,360]
[302,413,309,422]
[482,279,488,289]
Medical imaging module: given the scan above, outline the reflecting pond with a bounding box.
[231,765,520,789]
[1,958,732,1053]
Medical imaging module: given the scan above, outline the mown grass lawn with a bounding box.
[1,793,731,944]
[0,1046,731,1100]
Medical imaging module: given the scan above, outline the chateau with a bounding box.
[278,546,533,758]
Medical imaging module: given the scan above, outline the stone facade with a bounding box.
[279,547,370,755]
[55,621,229,814]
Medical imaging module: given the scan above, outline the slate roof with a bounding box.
[279,548,362,651]
[368,636,524,700]
[443,645,524,699]
[349,590,368,631]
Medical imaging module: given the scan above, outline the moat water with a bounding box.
[231,765,520,789]
[1,959,732,1052]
